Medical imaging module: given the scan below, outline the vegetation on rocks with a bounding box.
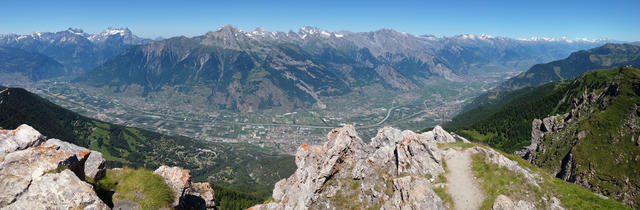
[95,168,174,209]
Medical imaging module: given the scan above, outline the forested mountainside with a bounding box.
[446,67,640,208]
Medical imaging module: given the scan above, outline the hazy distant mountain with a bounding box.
[76,25,611,111]
[0,28,151,75]
[467,43,640,109]
[501,43,640,89]
[0,47,67,81]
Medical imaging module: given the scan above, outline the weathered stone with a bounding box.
[154,165,191,208]
[0,125,112,209]
[0,124,45,161]
[186,182,216,209]
[491,195,536,210]
[3,169,108,210]
[382,176,445,210]
[255,125,453,209]
[45,138,106,180]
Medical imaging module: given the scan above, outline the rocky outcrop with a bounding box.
[154,165,215,209]
[154,166,191,207]
[515,115,565,162]
[4,170,108,210]
[251,125,570,210]
[491,195,535,210]
[186,182,216,209]
[252,125,456,209]
[0,124,108,209]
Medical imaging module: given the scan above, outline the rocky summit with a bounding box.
[0,124,215,210]
[0,124,107,209]
[251,125,575,210]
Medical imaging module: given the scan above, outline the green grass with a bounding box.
[471,149,631,210]
[471,153,538,210]
[433,157,454,209]
[96,168,174,209]
[437,141,476,150]
[433,187,454,209]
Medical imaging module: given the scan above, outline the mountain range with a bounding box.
[74,25,610,112]
[0,28,151,77]
[0,47,67,81]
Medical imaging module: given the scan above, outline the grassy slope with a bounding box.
[436,142,629,209]
[0,87,295,202]
[444,67,640,207]
[95,168,174,209]
[470,149,629,210]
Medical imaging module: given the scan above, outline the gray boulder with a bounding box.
[45,139,106,180]
[492,195,536,210]
[3,169,108,210]
[0,124,108,209]
[154,165,216,209]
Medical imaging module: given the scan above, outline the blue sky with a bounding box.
[1,0,638,41]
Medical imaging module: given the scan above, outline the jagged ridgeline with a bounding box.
[0,87,295,199]
[447,67,640,208]
[251,125,626,209]
[73,25,606,112]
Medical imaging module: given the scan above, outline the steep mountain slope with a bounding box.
[469,44,640,109]
[251,125,626,209]
[0,87,295,198]
[0,47,68,80]
[502,43,640,89]
[75,25,607,111]
[447,67,640,208]
[0,28,151,75]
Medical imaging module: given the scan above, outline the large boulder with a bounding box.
[154,165,191,207]
[45,138,106,180]
[185,182,216,209]
[0,125,108,209]
[3,170,109,210]
[491,195,536,210]
[154,165,216,209]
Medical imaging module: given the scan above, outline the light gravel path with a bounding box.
[445,149,484,210]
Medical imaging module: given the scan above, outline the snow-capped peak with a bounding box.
[516,36,608,43]
[456,33,494,40]
[65,28,87,36]
[298,26,334,39]
[88,28,132,42]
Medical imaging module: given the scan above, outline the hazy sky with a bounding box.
[1,0,638,41]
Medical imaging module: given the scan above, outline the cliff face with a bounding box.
[517,68,640,208]
[251,125,574,210]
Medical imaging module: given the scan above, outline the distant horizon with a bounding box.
[0,25,627,43]
[1,0,638,41]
